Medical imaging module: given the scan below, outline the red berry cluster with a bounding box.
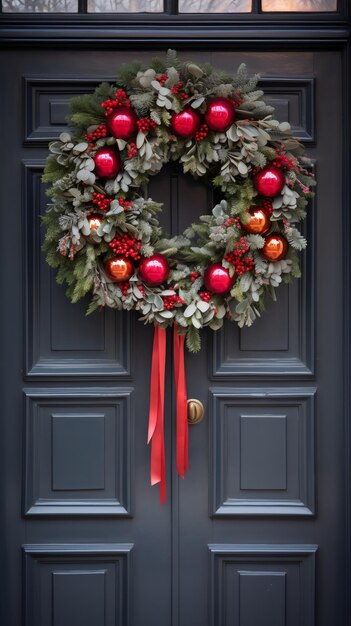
[171,81,188,101]
[163,294,184,310]
[92,192,112,212]
[108,234,142,260]
[272,148,296,172]
[298,164,315,179]
[102,89,131,116]
[137,284,145,296]
[59,235,69,256]
[199,291,211,302]
[195,124,209,142]
[85,124,107,147]
[225,216,242,229]
[156,73,168,86]
[190,271,200,283]
[69,244,78,261]
[118,281,130,296]
[261,199,273,216]
[127,142,137,159]
[229,91,244,107]
[118,198,132,211]
[137,118,157,133]
[224,237,255,276]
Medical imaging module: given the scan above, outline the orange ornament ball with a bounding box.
[243,207,270,235]
[88,214,103,231]
[105,257,134,282]
[262,234,288,262]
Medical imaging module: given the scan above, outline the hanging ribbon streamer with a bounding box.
[173,325,189,479]
[147,326,167,504]
[147,325,189,504]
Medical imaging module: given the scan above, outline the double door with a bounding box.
[0,47,346,625]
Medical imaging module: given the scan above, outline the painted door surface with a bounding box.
[0,47,346,626]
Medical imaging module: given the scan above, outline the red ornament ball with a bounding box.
[138,253,169,286]
[204,97,236,133]
[94,147,121,179]
[107,106,138,141]
[204,262,235,295]
[171,108,201,138]
[254,165,285,198]
[262,234,288,262]
[105,257,134,282]
[243,207,270,235]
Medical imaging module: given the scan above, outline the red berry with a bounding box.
[92,192,112,213]
[195,124,208,142]
[101,89,130,116]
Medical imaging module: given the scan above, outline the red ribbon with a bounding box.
[147,326,167,504]
[173,325,188,479]
[147,325,188,504]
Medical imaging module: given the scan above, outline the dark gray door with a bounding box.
[0,46,347,626]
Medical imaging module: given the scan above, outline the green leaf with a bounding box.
[279,121,291,132]
[186,326,201,353]
[186,63,204,79]
[184,303,196,318]
[245,234,265,250]
[197,300,210,313]
[209,317,224,330]
[160,310,174,318]
[73,142,89,154]
[236,299,249,314]
[166,49,182,71]
[227,124,238,142]
[238,161,248,175]
[191,97,205,109]
[59,132,71,143]
[86,298,100,315]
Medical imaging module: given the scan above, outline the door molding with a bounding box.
[1,10,350,625]
[0,3,349,46]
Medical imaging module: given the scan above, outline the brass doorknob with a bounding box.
[187,399,205,425]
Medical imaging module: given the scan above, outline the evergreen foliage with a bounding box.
[42,50,315,351]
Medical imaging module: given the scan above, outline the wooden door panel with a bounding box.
[23,162,131,378]
[23,544,132,626]
[209,545,317,626]
[209,388,316,517]
[23,388,132,516]
[211,262,313,377]
[178,50,343,626]
[0,44,346,626]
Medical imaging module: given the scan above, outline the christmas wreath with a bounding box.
[43,49,315,353]
[43,50,315,501]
